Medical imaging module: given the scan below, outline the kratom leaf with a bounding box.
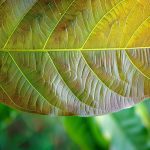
[0,0,149,116]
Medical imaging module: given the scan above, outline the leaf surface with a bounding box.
[97,106,150,150]
[0,0,149,115]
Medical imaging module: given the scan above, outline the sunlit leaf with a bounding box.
[97,106,150,150]
[0,0,149,115]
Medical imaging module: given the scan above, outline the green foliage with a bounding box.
[0,104,17,130]
[0,107,79,150]
[98,107,150,150]
[0,99,150,150]
[63,117,108,150]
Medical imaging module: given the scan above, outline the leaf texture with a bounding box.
[0,0,150,116]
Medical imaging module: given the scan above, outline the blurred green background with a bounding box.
[0,99,150,150]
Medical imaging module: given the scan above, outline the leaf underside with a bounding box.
[0,0,149,116]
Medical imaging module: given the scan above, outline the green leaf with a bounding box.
[0,0,149,115]
[63,117,108,150]
[0,104,17,131]
[135,98,150,129]
[97,106,150,150]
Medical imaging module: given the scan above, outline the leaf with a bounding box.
[97,106,150,150]
[0,104,17,131]
[0,0,149,116]
[62,117,108,150]
[135,98,150,129]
